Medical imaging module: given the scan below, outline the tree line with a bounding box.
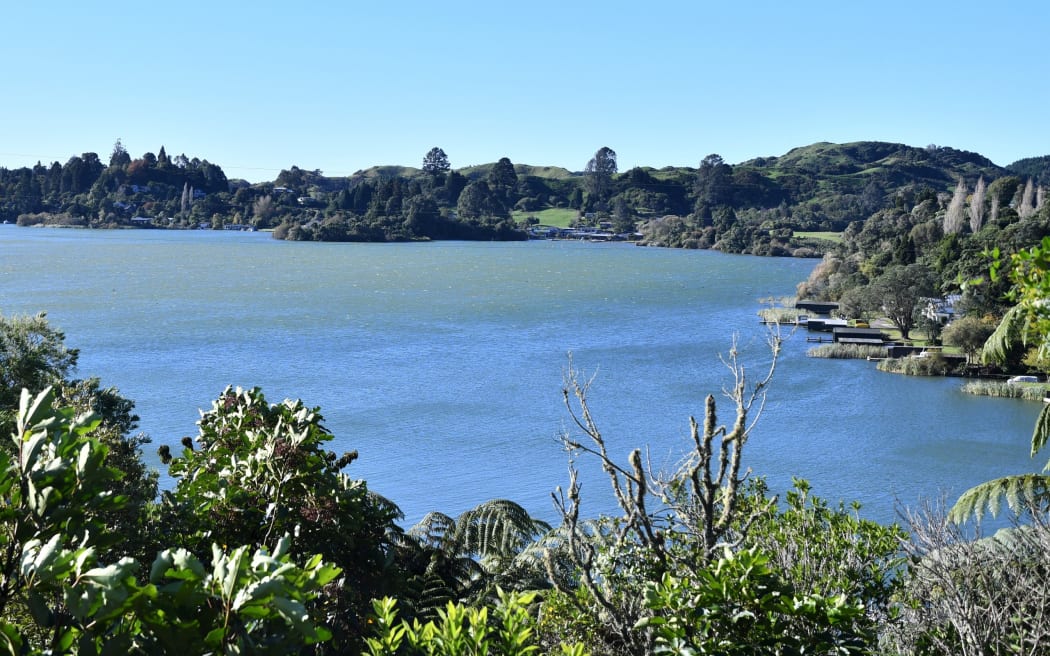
[4,140,1047,256]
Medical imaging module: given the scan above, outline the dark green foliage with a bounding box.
[583,147,617,211]
[1007,155,1050,186]
[0,389,343,653]
[398,499,551,622]
[422,147,451,182]
[0,313,78,431]
[638,549,870,655]
[0,313,158,564]
[160,385,404,651]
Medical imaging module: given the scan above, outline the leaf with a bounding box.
[1034,402,1050,459]
[27,591,53,627]
[981,305,1025,365]
[950,473,1050,522]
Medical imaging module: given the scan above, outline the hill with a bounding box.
[0,140,1044,256]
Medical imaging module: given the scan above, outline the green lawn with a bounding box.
[512,207,578,228]
[795,231,843,244]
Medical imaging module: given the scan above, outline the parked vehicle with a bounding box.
[1007,375,1040,384]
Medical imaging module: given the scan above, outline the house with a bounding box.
[923,294,961,325]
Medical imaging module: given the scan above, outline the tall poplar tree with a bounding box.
[943,178,967,234]
[968,176,986,233]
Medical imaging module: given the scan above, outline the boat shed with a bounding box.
[832,327,889,343]
[795,301,839,315]
[806,318,849,332]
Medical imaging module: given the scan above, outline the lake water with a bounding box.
[0,225,1040,526]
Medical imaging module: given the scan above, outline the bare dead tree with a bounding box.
[545,330,782,653]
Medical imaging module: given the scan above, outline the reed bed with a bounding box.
[807,344,887,359]
[961,381,1048,401]
[876,356,957,376]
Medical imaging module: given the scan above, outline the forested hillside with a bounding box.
[2,140,1048,260]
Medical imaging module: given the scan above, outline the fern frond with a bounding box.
[1034,402,1050,459]
[409,511,456,549]
[949,473,1050,523]
[981,305,1025,364]
[457,499,548,560]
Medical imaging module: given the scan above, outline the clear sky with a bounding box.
[2,1,1047,182]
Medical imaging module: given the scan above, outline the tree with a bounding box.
[694,153,733,218]
[252,194,275,226]
[969,176,986,233]
[456,180,504,220]
[487,157,518,211]
[543,338,896,655]
[422,147,451,183]
[942,315,995,365]
[109,139,131,168]
[0,313,78,433]
[1019,179,1036,219]
[403,499,550,617]
[868,264,938,339]
[584,146,617,211]
[611,196,633,234]
[943,178,966,235]
[404,194,441,238]
[549,338,782,652]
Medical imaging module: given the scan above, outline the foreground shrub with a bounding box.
[365,591,589,656]
[0,388,341,654]
[890,503,1050,656]
[638,548,870,655]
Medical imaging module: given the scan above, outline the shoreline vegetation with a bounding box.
[3,140,1047,259]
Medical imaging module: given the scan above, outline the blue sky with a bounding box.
[2,1,1047,182]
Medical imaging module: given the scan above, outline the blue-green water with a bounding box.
[0,225,1040,525]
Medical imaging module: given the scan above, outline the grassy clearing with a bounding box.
[961,381,1049,401]
[795,231,843,244]
[807,344,887,359]
[513,207,578,228]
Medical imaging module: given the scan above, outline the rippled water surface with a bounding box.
[1,225,1039,525]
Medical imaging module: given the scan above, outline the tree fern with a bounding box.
[949,474,1050,523]
[1032,402,1050,459]
[980,304,1026,364]
[457,499,551,563]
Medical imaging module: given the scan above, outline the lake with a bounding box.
[0,225,1040,526]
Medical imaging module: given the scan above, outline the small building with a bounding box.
[833,327,890,343]
[806,318,849,332]
[795,300,839,315]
